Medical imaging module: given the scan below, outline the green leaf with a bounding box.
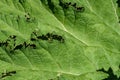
[0,0,120,80]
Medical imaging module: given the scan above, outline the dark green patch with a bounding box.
[97,68,120,80]
[117,0,120,7]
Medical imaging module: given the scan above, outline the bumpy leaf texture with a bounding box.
[0,0,120,80]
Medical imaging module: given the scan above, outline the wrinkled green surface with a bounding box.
[0,0,120,80]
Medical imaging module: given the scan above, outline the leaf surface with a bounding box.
[0,0,120,80]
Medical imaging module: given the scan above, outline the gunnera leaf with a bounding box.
[0,0,120,80]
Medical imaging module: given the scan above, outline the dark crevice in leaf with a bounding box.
[117,0,120,7]
[116,0,120,24]
[59,0,85,12]
[24,13,36,23]
[40,0,48,5]
[0,35,37,53]
[25,13,31,22]
[40,0,56,14]
[12,42,36,51]
[97,68,120,80]
[47,0,55,14]
[59,0,71,9]
[31,31,65,43]
[19,0,25,5]
[75,7,85,12]
[0,70,16,79]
